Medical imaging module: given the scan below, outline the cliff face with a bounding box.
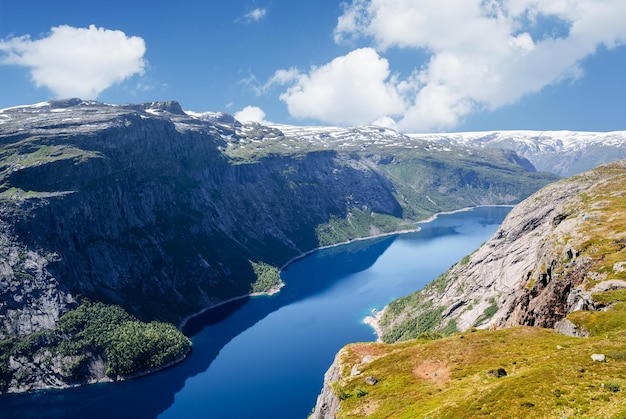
[310,352,342,419]
[311,160,626,419]
[0,100,405,327]
[380,160,626,342]
[0,99,555,393]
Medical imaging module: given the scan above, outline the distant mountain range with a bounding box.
[408,130,626,177]
[269,123,626,177]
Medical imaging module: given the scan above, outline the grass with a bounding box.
[566,165,626,282]
[333,327,626,418]
[473,297,499,327]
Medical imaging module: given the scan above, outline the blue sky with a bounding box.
[1,0,625,132]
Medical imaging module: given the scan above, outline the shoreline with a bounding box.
[179,204,515,333]
[177,227,421,332]
[278,226,422,271]
[177,282,285,331]
[361,204,515,341]
[416,204,515,225]
[363,307,385,343]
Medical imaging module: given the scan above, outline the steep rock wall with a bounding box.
[380,160,626,342]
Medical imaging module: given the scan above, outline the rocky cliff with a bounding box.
[311,160,626,418]
[0,99,555,393]
[379,160,626,341]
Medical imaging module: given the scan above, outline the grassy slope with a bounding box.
[335,325,626,418]
[329,162,626,418]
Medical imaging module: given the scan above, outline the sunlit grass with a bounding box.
[334,327,626,418]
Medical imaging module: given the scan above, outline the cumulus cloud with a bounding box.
[0,24,146,99]
[237,8,267,23]
[278,48,404,126]
[235,105,267,123]
[280,0,626,131]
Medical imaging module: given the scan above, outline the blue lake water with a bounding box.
[1,206,511,419]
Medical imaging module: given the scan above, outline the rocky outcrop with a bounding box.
[310,353,342,419]
[380,160,626,342]
[0,216,75,338]
[312,160,626,418]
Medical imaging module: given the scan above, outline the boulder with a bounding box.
[591,354,606,362]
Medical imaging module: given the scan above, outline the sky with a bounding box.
[1,0,625,133]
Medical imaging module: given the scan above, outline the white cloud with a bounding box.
[0,25,146,100]
[371,115,398,130]
[278,48,404,126]
[325,0,626,131]
[242,67,300,96]
[238,8,267,23]
[235,105,267,123]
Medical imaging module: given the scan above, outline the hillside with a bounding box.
[312,160,626,418]
[408,130,626,177]
[0,99,555,393]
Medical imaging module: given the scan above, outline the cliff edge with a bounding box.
[312,160,626,418]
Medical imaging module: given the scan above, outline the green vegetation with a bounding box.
[220,129,324,163]
[474,297,499,327]
[379,267,461,343]
[105,320,189,376]
[376,149,558,220]
[381,306,446,343]
[0,139,102,196]
[333,326,626,418]
[566,164,626,283]
[440,318,458,335]
[249,260,281,293]
[0,300,190,389]
[315,209,416,247]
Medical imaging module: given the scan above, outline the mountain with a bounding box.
[408,130,626,177]
[0,99,556,393]
[312,160,626,418]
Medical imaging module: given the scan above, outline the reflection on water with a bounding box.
[0,206,511,419]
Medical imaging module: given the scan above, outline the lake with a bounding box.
[0,206,511,419]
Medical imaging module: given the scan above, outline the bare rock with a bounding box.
[554,318,590,337]
[486,368,508,378]
[591,354,606,362]
[365,376,378,386]
[310,352,342,419]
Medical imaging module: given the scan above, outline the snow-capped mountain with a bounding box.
[267,123,626,177]
[2,100,623,177]
[268,123,455,154]
[407,130,626,177]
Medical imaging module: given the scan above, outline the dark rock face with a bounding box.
[0,100,552,327]
[486,368,507,378]
[0,110,400,324]
[0,99,556,392]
